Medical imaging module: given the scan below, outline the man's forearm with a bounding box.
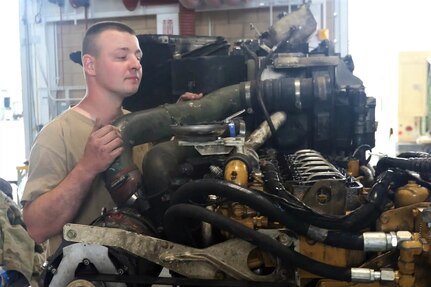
[23,162,98,243]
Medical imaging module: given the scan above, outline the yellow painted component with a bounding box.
[318,28,330,41]
[395,181,429,207]
[247,247,276,270]
[376,202,431,232]
[66,280,96,287]
[398,275,415,287]
[298,236,365,284]
[397,239,423,287]
[399,240,423,264]
[224,159,248,186]
[347,158,360,177]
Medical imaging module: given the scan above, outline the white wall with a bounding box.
[0,1,21,101]
[348,0,431,156]
[0,1,25,182]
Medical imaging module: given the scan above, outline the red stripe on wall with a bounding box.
[179,3,196,36]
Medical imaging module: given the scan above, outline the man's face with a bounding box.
[92,30,143,99]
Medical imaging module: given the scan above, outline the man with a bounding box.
[0,177,12,199]
[22,21,201,257]
[0,186,44,286]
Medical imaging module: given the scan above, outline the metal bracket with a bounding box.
[63,224,282,282]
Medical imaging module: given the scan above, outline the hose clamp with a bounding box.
[244,82,253,114]
[294,78,302,110]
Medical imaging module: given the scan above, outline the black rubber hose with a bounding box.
[140,140,202,227]
[397,151,431,158]
[163,203,352,282]
[256,84,279,147]
[395,152,431,183]
[142,140,200,200]
[352,144,372,165]
[360,164,375,187]
[375,157,431,176]
[170,179,365,250]
[367,170,396,208]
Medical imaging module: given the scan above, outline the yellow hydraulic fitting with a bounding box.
[224,159,249,186]
[347,158,360,177]
[395,181,429,208]
[398,274,415,287]
[398,239,423,287]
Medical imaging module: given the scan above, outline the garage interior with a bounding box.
[1,0,431,286]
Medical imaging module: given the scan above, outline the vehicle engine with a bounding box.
[42,4,431,287]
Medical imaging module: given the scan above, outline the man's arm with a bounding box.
[23,124,123,243]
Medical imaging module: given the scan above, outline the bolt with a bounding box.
[160,241,169,249]
[50,268,57,275]
[82,258,90,266]
[230,171,238,180]
[160,254,175,263]
[66,229,77,239]
[117,268,124,275]
[277,233,292,246]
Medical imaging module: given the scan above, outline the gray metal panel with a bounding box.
[333,0,349,56]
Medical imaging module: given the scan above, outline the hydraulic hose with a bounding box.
[163,203,351,282]
[397,151,431,158]
[359,164,375,187]
[396,152,431,183]
[375,156,431,176]
[256,84,279,147]
[170,179,365,250]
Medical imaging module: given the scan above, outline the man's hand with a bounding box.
[23,122,125,244]
[176,92,203,103]
[81,122,124,174]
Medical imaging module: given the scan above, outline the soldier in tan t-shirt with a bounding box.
[21,21,203,261]
[21,21,143,258]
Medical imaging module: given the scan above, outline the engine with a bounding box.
[42,4,431,287]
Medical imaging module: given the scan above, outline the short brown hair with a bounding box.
[82,21,136,57]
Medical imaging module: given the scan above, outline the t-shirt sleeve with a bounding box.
[21,131,68,205]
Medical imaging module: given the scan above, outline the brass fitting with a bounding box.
[224,159,248,186]
[395,181,429,208]
[398,239,423,287]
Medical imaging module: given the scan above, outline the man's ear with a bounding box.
[82,54,96,76]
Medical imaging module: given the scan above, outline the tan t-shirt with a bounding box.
[21,109,116,257]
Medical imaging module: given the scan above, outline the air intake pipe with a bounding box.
[105,78,314,206]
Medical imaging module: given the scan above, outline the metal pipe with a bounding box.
[105,83,247,205]
[246,111,286,150]
[105,78,314,205]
